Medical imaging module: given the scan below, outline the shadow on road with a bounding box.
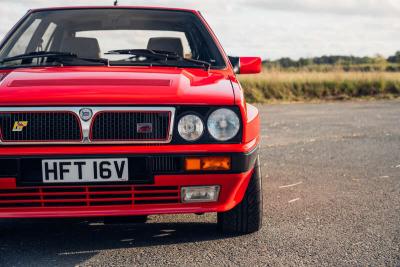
[0,218,230,266]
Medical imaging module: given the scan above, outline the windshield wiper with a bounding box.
[106,49,211,70]
[0,51,76,64]
[106,49,175,59]
[0,51,108,66]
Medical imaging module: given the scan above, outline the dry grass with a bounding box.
[239,70,400,103]
[244,71,400,82]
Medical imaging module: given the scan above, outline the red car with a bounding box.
[0,6,262,234]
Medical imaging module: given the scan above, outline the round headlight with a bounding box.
[207,108,240,141]
[178,114,204,141]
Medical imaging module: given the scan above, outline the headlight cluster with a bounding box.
[177,108,240,142]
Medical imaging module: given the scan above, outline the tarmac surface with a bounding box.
[1,100,399,266]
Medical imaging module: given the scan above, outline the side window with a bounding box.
[7,19,41,57]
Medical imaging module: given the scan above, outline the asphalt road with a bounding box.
[1,100,399,267]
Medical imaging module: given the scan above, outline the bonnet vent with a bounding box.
[8,79,172,87]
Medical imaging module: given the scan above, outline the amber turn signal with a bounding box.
[185,156,231,171]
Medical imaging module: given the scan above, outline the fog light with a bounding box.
[181,186,220,203]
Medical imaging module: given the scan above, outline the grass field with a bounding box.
[239,71,400,103]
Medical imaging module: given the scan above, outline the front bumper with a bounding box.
[0,143,258,218]
[0,171,254,218]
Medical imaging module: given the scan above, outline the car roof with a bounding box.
[30,6,198,14]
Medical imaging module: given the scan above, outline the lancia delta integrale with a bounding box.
[0,6,262,234]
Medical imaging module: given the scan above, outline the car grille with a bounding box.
[91,111,171,142]
[0,112,81,143]
[0,107,175,145]
[0,185,180,208]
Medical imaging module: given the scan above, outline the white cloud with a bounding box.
[0,0,399,59]
[246,0,400,17]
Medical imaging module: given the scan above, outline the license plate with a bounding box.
[42,158,129,183]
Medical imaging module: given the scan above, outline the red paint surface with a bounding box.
[0,140,258,157]
[0,67,235,106]
[0,178,17,189]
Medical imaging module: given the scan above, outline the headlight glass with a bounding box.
[207,108,240,141]
[178,114,204,141]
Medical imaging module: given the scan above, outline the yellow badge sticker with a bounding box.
[12,121,28,132]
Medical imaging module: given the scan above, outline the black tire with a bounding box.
[217,157,263,234]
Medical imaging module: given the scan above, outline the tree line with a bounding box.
[263,51,400,71]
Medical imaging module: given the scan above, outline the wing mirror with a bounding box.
[229,56,262,74]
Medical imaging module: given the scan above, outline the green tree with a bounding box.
[388,51,400,63]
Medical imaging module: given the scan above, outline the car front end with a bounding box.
[0,6,262,234]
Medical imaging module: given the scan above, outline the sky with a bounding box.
[0,0,399,60]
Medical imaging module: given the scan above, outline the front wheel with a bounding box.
[217,157,263,234]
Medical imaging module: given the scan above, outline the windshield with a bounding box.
[0,9,226,69]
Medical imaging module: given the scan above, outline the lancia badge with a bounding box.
[79,108,93,121]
